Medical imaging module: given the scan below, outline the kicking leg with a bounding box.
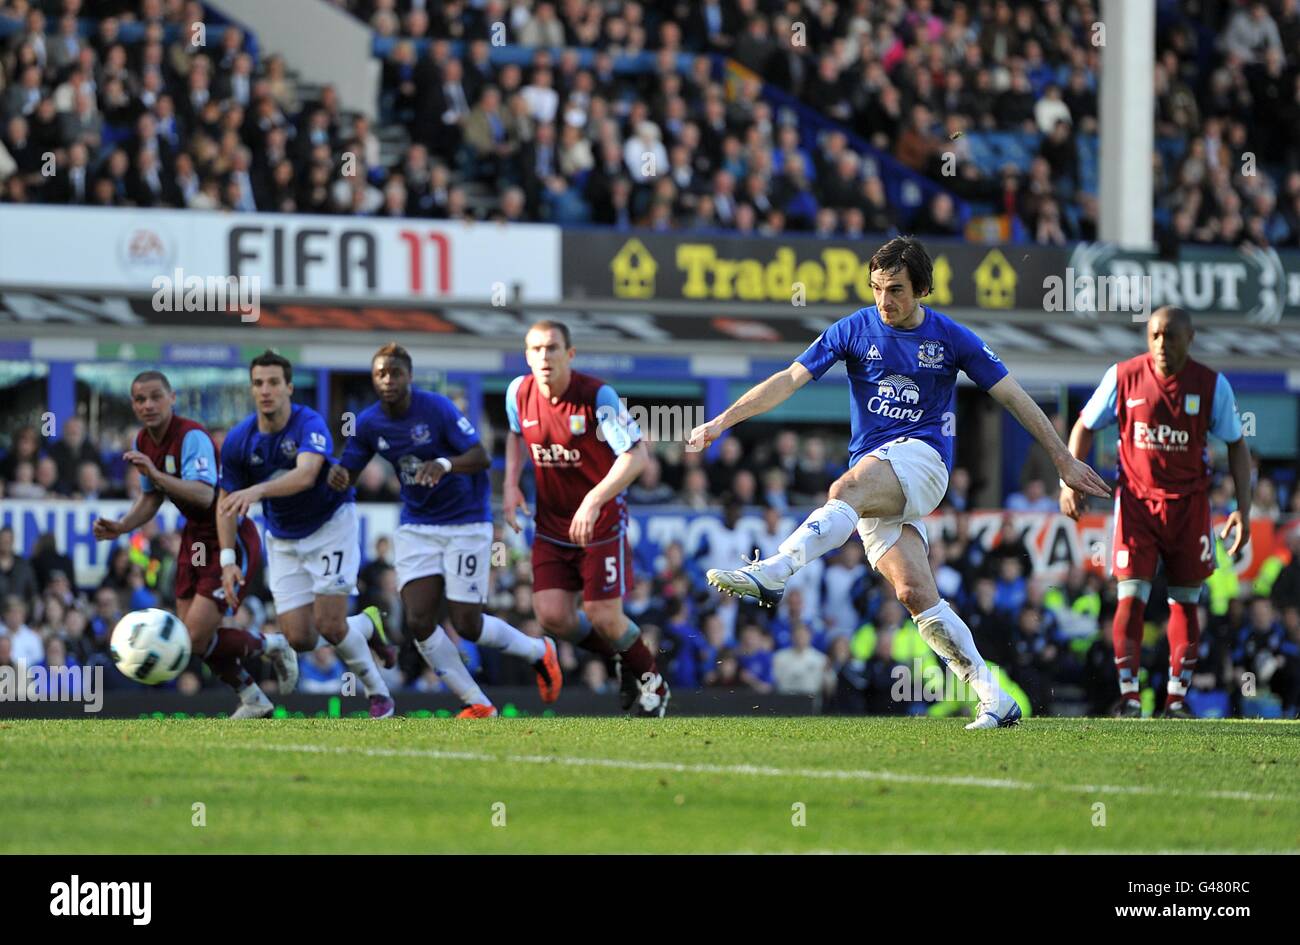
[707,455,902,607]
[876,526,1019,729]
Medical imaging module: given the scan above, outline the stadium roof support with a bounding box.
[1098,0,1155,249]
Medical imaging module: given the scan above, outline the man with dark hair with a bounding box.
[218,351,397,718]
[92,370,292,716]
[691,236,1110,729]
[329,345,561,717]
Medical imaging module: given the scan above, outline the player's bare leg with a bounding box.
[1113,579,1151,717]
[448,600,562,703]
[306,594,394,717]
[401,576,495,716]
[707,455,900,607]
[875,526,1020,730]
[180,595,278,718]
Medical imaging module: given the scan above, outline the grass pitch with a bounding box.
[2,717,1298,853]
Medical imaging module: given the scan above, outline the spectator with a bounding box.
[0,526,38,606]
[772,623,828,697]
[1,595,44,669]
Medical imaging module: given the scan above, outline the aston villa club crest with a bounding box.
[1185,394,1201,415]
[917,340,946,369]
[570,414,587,435]
[411,423,431,444]
[164,455,177,474]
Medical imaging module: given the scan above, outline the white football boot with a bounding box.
[965,692,1023,730]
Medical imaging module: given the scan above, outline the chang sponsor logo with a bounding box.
[868,374,924,422]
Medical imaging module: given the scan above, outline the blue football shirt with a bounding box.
[340,388,491,526]
[219,404,354,540]
[796,304,1008,470]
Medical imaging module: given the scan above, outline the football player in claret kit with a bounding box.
[1062,306,1251,718]
[92,370,297,718]
[217,351,397,718]
[692,237,1111,729]
[328,343,561,718]
[503,321,670,716]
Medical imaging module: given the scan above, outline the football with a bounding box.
[109,609,192,685]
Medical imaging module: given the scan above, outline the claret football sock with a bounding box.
[764,498,859,581]
[417,627,490,707]
[333,621,390,699]
[914,600,996,705]
[1113,596,1146,701]
[1166,601,1199,699]
[205,627,265,694]
[573,610,616,658]
[477,614,547,662]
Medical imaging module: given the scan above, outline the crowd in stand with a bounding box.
[2,419,1299,717]
[3,0,1300,247]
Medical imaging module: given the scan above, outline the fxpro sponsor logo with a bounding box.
[50,875,151,925]
[0,664,103,713]
[1133,420,1191,451]
[529,443,582,466]
[868,374,924,422]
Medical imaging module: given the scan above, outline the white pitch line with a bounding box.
[229,741,1300,805]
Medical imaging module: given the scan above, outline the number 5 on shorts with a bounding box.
[605,556,617,585]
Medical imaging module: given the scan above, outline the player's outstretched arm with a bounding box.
[1221,438,1253,557]
[502,431,531,533]
[988,374,1110,499]
[92,488,165,541]
[688,362,813,451]
[219,452,324,519]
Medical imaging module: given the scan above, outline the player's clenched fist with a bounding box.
[502,485,531,533]
[1058,485,1085,521]
[326,463,350,491]
[687,418,724,452]
[92,518,125,541]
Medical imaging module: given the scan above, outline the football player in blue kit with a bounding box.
[217,350,397,718]
[691,237,1110,729]
[328,344,561,717]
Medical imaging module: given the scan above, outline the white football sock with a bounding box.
[476,614,547,662]
[914,600,997,705]
[761,498,859,581]
[347,612,375,640]
[333,624,390,699]
[417,627,490,706]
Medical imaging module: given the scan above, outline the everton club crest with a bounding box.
[917,340,946,369]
